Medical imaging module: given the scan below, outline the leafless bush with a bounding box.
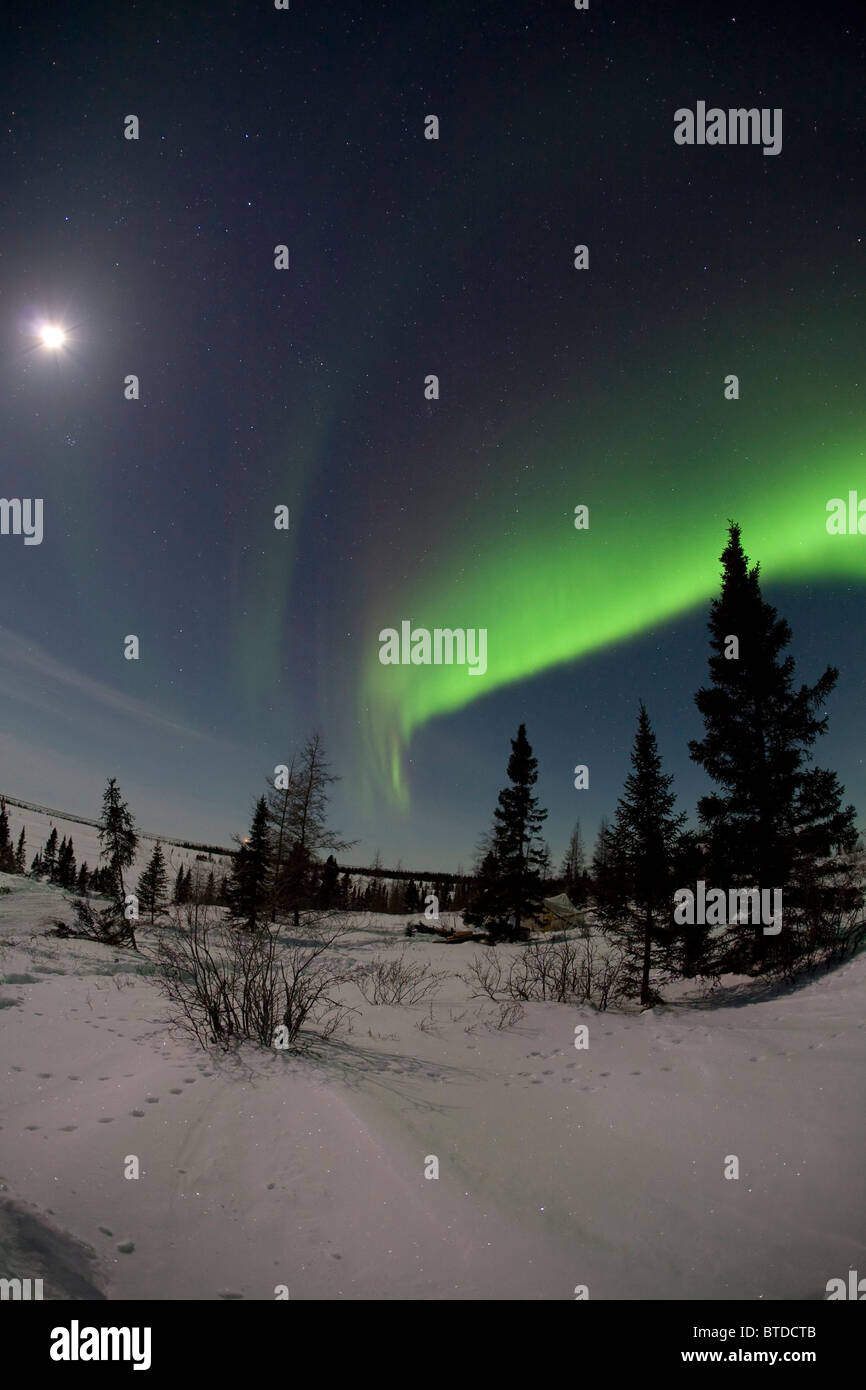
[591,950,629,1010]
[153,905,351,1050]
[485,999,525,1030]
[461,952,503,1000]
[415,1003,437,1032]
[355,951,449,1005]
[462,937,629,1009]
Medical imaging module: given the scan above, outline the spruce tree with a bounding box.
[227,796,273,930]
[561,821,586,905]
[608,704,685,1005]
[76,862,89,895]
[57,837,76,888]
[689,523,860,969]
[339,871,352,910]
[0,801,15,872]
[42,827,58,880]
[317,853,339,909]
[97,778,139,907]
[15,826,26,873]
[465,724,549,940]
[137,841,169,923]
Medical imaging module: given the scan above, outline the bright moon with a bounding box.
[40,324,66,350]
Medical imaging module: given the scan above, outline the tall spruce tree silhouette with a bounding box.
[610,703,685,1004]
[689,523,859,968]
[467,723,549,940]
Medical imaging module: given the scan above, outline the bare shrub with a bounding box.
[355,951,449,1006]
[485,999,525,1030]
[153,905,351,1050]
[463,936,629,1009]
[591,950,629,1010]
[461,952,502,1000]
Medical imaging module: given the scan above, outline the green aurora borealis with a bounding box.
[360,386,865,808]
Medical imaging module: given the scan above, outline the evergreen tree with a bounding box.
[30,851,43,877]
[227,797,273,931]
[205,869,216,904]
[689,523,860,969]
[561,821,586,905]
[97,777,139,907]
[173,865,188,904]
[465,724,549,940]
[464,847,502,935]
[15,826,26,873]
[591,814,630,926]
[339,871,352,910]
[137,841,169,924]
[42,827,59,880]
[317,853,340,909]
[607,704,685,1005]
[403,878,420,914]
[76,862,89,895]
[57,836,76,889]
[0,800,16,872]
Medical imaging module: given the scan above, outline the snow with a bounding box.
[1,873,864,1300]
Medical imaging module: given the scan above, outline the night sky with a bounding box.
[1,1,864,870]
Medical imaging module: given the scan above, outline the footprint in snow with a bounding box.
[59,1125,78,1131]
[169,1088,183,1095]
[130,1110,145,1118]
[145,1097,159,1104]
[98,1117,113,1123]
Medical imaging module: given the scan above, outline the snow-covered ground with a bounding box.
[1,870,864,1300]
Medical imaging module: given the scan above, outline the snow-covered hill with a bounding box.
[2,798,232,889]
